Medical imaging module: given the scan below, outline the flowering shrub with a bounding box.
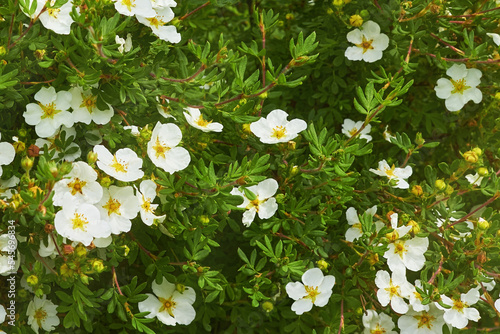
[1,0,500,333]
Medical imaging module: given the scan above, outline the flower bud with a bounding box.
[349,15,363,27]
[275,193,285,204]
[75,244,87,257]
[408,220,420,234]
[176,283,186,293]
[44,224,54,234]
[54,50,68,62]
[333,0,344,6]
[411,185,423,197]
[472,147,482,157]
[34,49,46,60]
[100,176,112,188]
[316,259,329,271]
[445,185,454,195]
[463,150,478,163]
[360,9,370,18]
[262,301,274,312]
[239,98,248,106]
[478,218,490,230]
[259,91,268,99]
[13,141,25,153]
[91,259,105,273]
[60,263,74,277]
[80,274,89,285]
[367,253,379,266]
[26,274,39,286]
[27,144,40,157]
[345,267,353,277]
[21,157,34,172]
[415,132,425,146]
[287,141,296,150]
[242,123,252,134]
[290,165,299,176]
[285,13,294,20]
[63,244,74,255]
[495,92,500,100]
[199,215,210,224]
[18,128,28,137]
[355,307,364,316]
[435,179,446,191]
[87,151,98,164]
[477,167,488,177]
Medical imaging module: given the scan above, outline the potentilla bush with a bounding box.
[1,0,500,333]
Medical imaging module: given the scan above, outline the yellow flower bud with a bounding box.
[411,185,423,197]
[495,92,500,100]
[242,123,252,134]
[477,167,488,177]
[27,275,39,286]
[262,301,274,312]
[60,263,74,277]
[75,244,87,257]
[478,218,490,230]
[100,176,113,188]
[445,185,454,195]
[463,150,478,163]
[287,141,296,150]
[349,15,363,27]
[13,141,25,153]
[472,147,482,157]
[408,220,420,234]
[333,0,344,6]
[316,259,329,270]
[285,13,294,20]
[368,253,379,266]
[34,49,46,60]
[435,179,446,191]
[176,283,186,293]
[87,151,98,164]
[91,259,105,273]
[199,215,210,224]
[21,157,34,172]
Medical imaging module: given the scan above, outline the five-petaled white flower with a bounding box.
[436,288,481,329]
[54,195,111,246]
[370,160,412,189]
[113,0,156,17]
[398,304,445,334]
[285,268,336,315]
[94,145,144,182]
[183,107,223,132]
[23,86,74,138]
[0,133,15,177]
[408,280,430,312]
[375,270,413,314]
[53,161,103,206]
[345,206,383,242]
[98,185,139,235]
[27,296,60,333]
[434,64,482,112]
[230,178,279,227]
[147,122,191,174]
[136,7,181,43]
[39,0,75,35]
[465,173,483,186]
[341,119,372,142]
[138,279,196,326]
[362,309,397,334]
[345,20,389,63]
[250,109,307,144]
[136,180,166,226]
[70,86,114,125]
[383,231,429,275]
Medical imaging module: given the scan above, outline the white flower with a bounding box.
[345,206,383,242]
[98,185,139,235]
[53,161,103,206]
[398,304,445,334]
[36,126,81,162]
[183,107,223,132]
[70,86,114,125]
[116,33,133,53]
[435,215,473,240]
[147,122,190,174]
[434,64,482,112]
[0,133,15,177]
[465,173,483,186]
[285,268,336,315]
[409,280,430,312]
[250,109,307,144]
[94,235,113,248]
[39,0,74,35]
[375,270,413,314]
[370,160,412,189]
[345,20,389,63]
[341,119,372,142]
[0,304,5,323]
[487,33,500,46]
[151,0,177,9]
[136,7,181,43]
[436,289,481,329]
[27,296,60,333]
[157,100,176,119]
[383,234,429,275]
[113,0,155,17]
[0,175,20,199]
[0,234,20,276]
[94,145,144,182]
[383,125,396,143]
[136,180,166,226]
[230,179,279,227]
[138,279,196,326]
[124,125,140,136]
[495,298,500,312]
[23,86,74,138]
[54,195,111,246]
[362,309,397,334]
[38,236,59,258]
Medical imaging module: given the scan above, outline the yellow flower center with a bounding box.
[452,298,465,311]
[304,285,320,304]
[103,198,121,216]
[348,127,358,136]
[121,0,135,11]
[246,198,262,211]
[385,280,400,298]
[48,8,60,18]
[158,297,176,317]
[72,213,89,231]
[141,198,152,213]
[414,311,436,329]
[147,17,165,29]
[152,138,170,159]
[356,36,374,54]
[394,240,406,258]
[195,115,212,128]
[39,102,61,119]
[80,94,97,113]
[370,325,387,334]
[271,126,287,139]
[450,78,470,94]
[67,178,86,196]
[110,156,128,173]
[383,164,396,178]
[34,308,48,327]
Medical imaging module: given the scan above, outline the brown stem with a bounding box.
[300,161,325,173]
[36,254,58,275]
[116,109,130,126]
[430,33,465,55]
[160,64,207,83]
[413,49,500,63]
[475,264,500,278]
[426,189,469,208]
[337,291,344,334]
[259,12,266,117]
[427,255,444,284]
[19,79,57,85]
[273,232,310,250]
[180,1,211,20]
[112,266,124,295]
[50,233,66,262]
[7,1,17,47]
[437,6,500,18]
[128,232,157,260]
[448,193,499,228]
[8,7,46,49]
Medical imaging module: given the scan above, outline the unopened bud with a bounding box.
[87,151,98,164]
[495,92,500,100]
[242,123,252,134]
[54,50,68,62]
[199,215,210,224]
[275,193,285,204]
[100,176,112,188]
[463,150,478,163]
[75,244,87,257]
[408,220,420,234]
[472,147,482,157]
[477,167,488,177]
[26,275,39,286]
[13,141,25,153]
[285,13,294,20]
[262,301,274,312]
[435,179,446,191]
[60,263,73,277]
[290,165,299,176]
[21,157,34,172]
[176,283,186,293]
[349,15,363,27]
[478,218,490,230]
[27,144,40,157]
[239,98,247,106]
[333,0,344,6]
[63,244,74,255]
[287,141,296,150]
[44,224,54,234]
[91,259,105,273]
[411,185,423,197]
[345,267,353,277]
[445,185,454,195]
[18,128,28,137]
[367,253,379,266]
[259,91,268,99]
[415,132,425,146]
[34,49,46,60]
[0,46,6,57]
[360,9,370,19]
[316,259,329,271]
[80,274,89,285]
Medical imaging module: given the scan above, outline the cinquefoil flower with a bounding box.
[39,0,74,35]
[94,145,144,182]
[465,173,483,186]
[147,122,190,174]
[53,161,103,206]
[113,0,155,17]
[345,206,383,242]
[362,309,397,334]
[375,270,413,314]
[98,185,139,235]
[138,279,196,326]
[345,20,389,63]
[27,296,60,333]
[136,7,181,43]
[136,180,166,226]
[183,107,223,132]
[23,87,74,138]
[436,289,481,329]
[398,304,445,334]
[250,109,307,144]
[286,268,335,315]
[0,133,15,177]
[370,160,412,189]
[230,178,279,227]
[70,86,114,125]
[342,119,372,142]
[434,64,482,112]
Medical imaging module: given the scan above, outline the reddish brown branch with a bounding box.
[180,1,211,20]
[160,64,207,83]
[438,6,500,18]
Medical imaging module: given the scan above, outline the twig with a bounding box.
[258,12,266,116]
[427,255,444,284]
[128,232,157,260]
[36,254,58,275]
[160,64,207,83]
[337,292,344,334]
[7,0,18,47]
[437,6,500,18]
[116,109,130,126]
[180,1,211,20]
[413,49,500,63]
[19,79,57,85]
[448,193,499,227]
[430,33,465,55]
[50,233,66,262]
[8,7,46,49]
